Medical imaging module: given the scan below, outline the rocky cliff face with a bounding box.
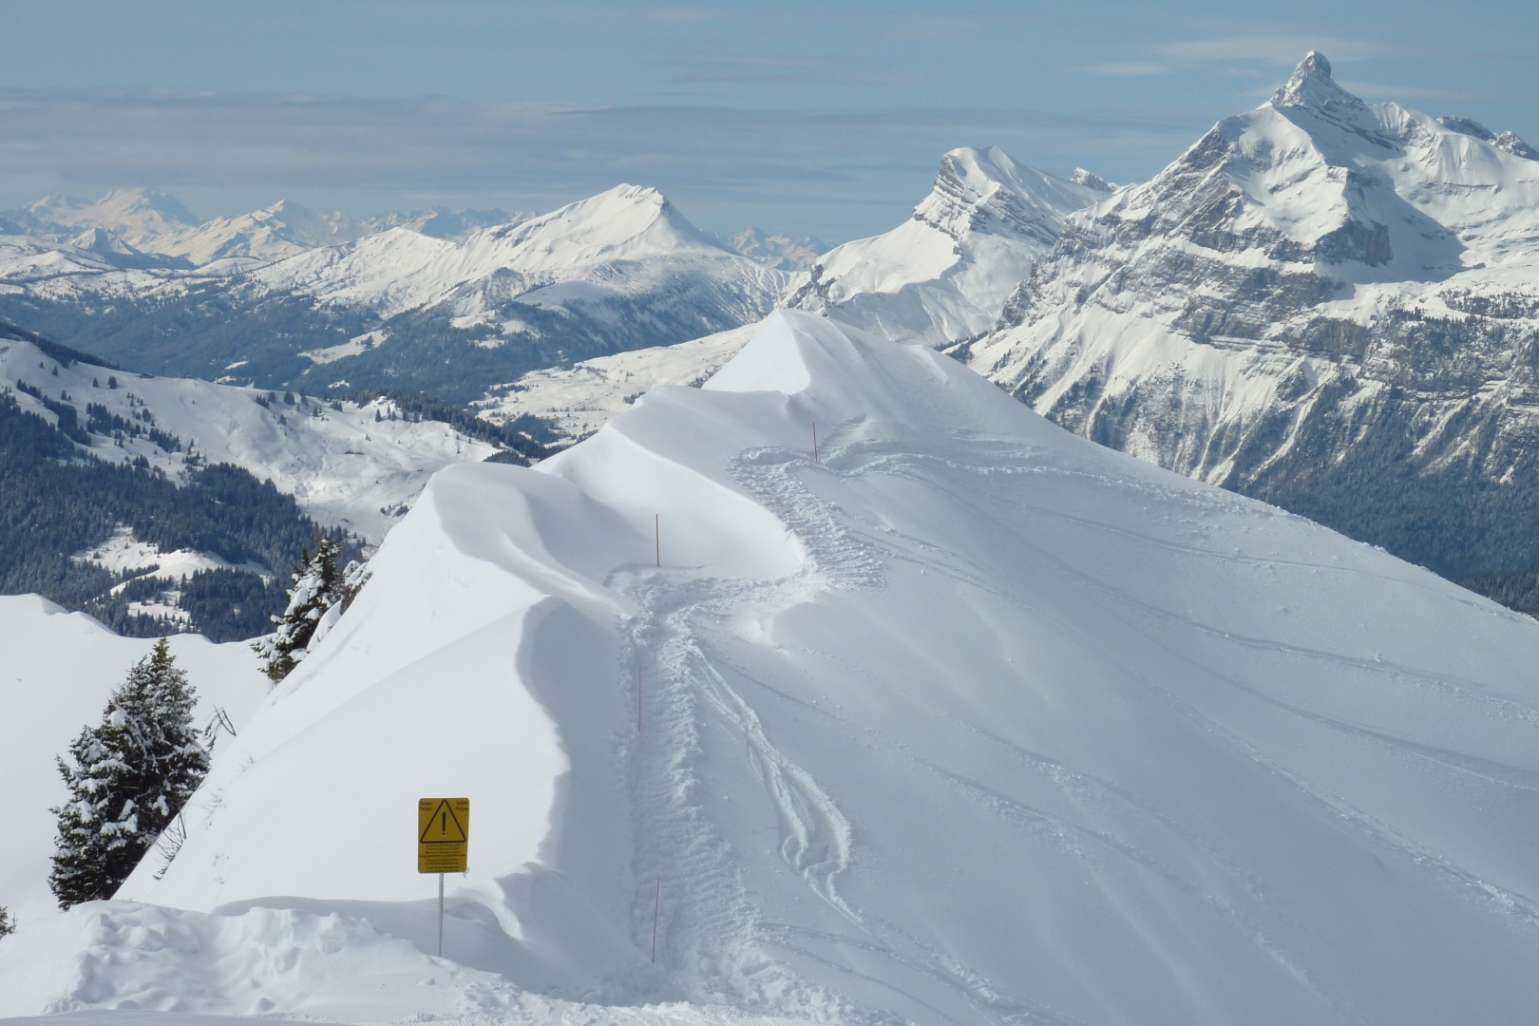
[963,53,1539,582]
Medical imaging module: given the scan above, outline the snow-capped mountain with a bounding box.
[10,312,1539,1024]
[0,185,788,403]
[157,198,355,264]
[785,146,1111,344]
[964,52,1539,587]
[22,188,202,254]
[729,226,829,271]
[64,226,176,270]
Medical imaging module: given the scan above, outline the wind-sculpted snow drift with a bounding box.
[9,311,1539,1025]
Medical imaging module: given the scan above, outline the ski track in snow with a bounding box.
[607,419,1139,1025]
[594,409,1539,1025]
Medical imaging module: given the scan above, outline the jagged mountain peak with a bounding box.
[1269,50,1368,117]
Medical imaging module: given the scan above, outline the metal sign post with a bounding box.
[417,796,470,959]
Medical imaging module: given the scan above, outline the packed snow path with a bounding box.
[19,311,1539,1026]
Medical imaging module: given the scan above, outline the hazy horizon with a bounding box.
[3,0,1537,239]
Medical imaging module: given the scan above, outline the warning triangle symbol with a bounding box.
[419,799,468,843]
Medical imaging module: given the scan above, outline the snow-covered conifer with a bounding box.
[252,538,357,683]
[48,639,209,909]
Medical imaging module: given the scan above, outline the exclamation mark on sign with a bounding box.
[441,810,448,835]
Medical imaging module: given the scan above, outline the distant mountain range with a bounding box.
[0,185,789,403]
[6,188,521,266]
[728,226,828,271]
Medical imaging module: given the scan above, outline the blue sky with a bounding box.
[2,0,1536,240]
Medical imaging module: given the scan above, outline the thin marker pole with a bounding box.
[655,514,660,568]
[812,418,819,463]
[636,664,642,734]
[651,878,661,963]
[437,872,444,957]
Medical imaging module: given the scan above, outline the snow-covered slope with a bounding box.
[964,52,1539,582]
[786,146,1110,345]
[16,311,1539,1024]
[0,595,265,930]
[0,333,495,541]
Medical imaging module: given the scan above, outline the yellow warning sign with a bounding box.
[417,797,470,874]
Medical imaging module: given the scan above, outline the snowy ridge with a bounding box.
[785,146,1110,345]
[14,311,1539,1024]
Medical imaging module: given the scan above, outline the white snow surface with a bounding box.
[0,336,496,541]
[785,147,1110,345]
[0,595,266,931]
[10,311,1539,1024]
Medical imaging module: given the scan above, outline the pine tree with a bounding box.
[49,640,209,909]
[0,905,13,938]
[252,538,345,683]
